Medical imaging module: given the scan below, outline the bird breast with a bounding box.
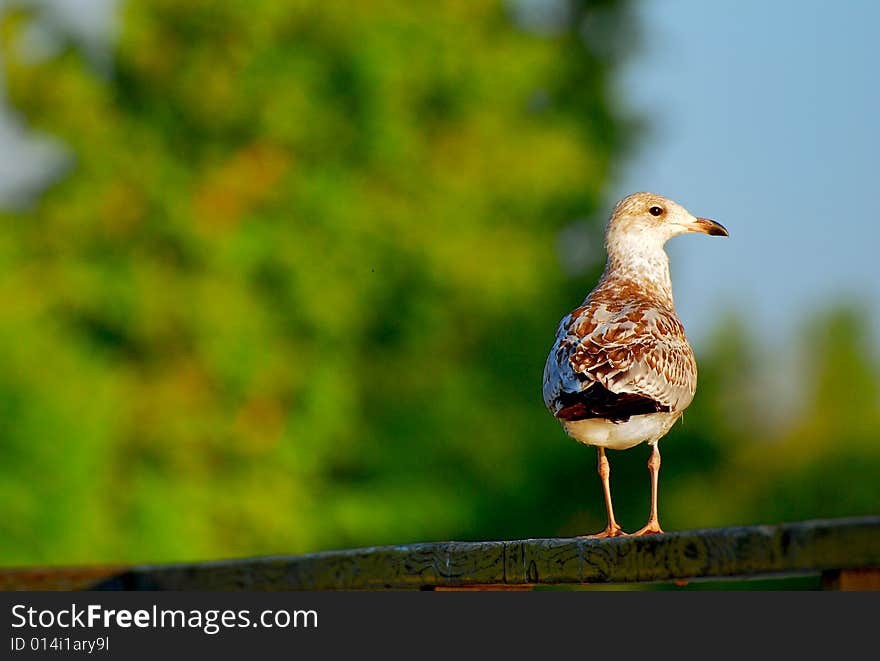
[562,412,681,450]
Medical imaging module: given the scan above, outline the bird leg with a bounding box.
[633,444,664,535]
[582,447,628,538]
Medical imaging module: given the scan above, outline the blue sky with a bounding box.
[611,0,880,349]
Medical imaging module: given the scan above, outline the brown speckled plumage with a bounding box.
[545,291,696,423]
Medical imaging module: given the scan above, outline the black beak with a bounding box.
[693,217,729,237]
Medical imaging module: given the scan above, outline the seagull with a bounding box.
[542,192,728,537]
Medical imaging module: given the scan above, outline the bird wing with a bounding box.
[542,299,697,421]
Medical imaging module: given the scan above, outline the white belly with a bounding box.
[562,412,680,451]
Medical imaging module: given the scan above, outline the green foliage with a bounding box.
[0,0,632,564]
[662,307,880,531]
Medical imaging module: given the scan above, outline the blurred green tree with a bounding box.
[0,0,636,564]
[661,306,880,531]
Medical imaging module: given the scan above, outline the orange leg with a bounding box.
[582,447,628,538]
[633,444,664,535]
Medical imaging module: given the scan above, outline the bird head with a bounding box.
[606,192,728,249]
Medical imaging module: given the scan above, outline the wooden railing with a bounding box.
[2,516,878,590]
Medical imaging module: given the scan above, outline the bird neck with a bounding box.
[601,237,675,309]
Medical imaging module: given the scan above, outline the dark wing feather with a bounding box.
[553,384,666,423]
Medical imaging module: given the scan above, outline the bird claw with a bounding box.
[579,526,629,539]
[631,522,664,536]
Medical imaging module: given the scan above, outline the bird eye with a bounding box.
[648,206,664,217]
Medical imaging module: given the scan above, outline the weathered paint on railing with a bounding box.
[1,516,878,591]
